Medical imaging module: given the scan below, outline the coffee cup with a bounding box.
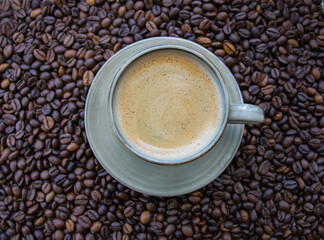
[108,45,264,165]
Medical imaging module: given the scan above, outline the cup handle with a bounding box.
[229,104,264,124]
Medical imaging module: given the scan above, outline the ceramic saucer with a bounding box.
[85,37,244,197]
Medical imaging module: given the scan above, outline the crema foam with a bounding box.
[113,49,224,161]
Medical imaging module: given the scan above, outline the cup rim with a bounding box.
[108,45,230,165]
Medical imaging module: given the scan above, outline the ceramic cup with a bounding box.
[108,45,264,165]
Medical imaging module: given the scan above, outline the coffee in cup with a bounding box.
[113,49,225,161]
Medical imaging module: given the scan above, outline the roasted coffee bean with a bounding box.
[75,195,88,205]
[33,49,47,62]
[78,215,92,228]
[90,190,101,202]
[83,70,94,86]
[90,221,102,233]
[124,206,135,218]
[123,223,133,234]
[140,210,151,224]
[256,43,267,52]
[43,116,54,130]
[87,210,99,221]
[12,211,25,222]
[59,134,72,144]
[190,14,203,26]
[73,206,85,216]
[223,41,235,55]
[238,29,251,38]
[259,160,270,175]
[64,34,75,47]
[266,28,280,38]
[284,181,298,190]
[65,219,74,233]
[197,36,211,47]
[146,21,156,32]
[223,24,232,35]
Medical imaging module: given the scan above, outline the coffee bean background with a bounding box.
[0,0,324,239]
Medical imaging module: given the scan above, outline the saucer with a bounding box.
[85,37,244,197]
